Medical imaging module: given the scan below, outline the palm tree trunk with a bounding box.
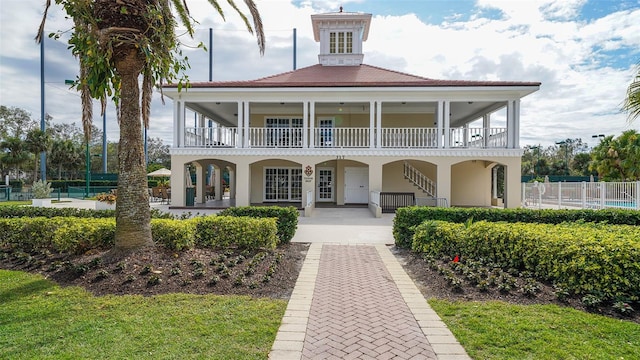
[112,48,153,255]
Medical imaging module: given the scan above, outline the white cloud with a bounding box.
[1,0,639,149]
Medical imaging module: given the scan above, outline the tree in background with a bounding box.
[0,106,37,139]
[146,137,171,170]
[0,137,30,180]
[49,139,83,180]
[590,130,640,181]
[37,0,264,256]
[25,129,52,182]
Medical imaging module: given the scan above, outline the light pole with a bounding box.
[592,134,605,144]
[555,140,569,176]
[85,140,90,198]
[531,145,541,177]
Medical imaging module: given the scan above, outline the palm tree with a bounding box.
[25,128,52,182]
[0,136,30,181]
[623,63,640,123]
[37,0,264,257]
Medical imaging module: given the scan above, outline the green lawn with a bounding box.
[0,270,286,359]
[430,299,640,360]
[0,200,31,206]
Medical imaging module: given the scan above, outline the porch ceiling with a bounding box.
[185,100,504,127]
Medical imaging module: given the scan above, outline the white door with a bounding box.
[316,168,334,202]
[344,167,369,204]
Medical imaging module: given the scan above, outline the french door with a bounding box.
[264,167,302,202]
[316,168,334,202]
[265,117,303,147]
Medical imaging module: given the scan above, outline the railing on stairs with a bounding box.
[403,161,436,198]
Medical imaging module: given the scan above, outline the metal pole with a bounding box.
[209,28,213,81]
[102,110,107,173]
[85,141,90,198]
[293,28,297,70]
[40,33,46,181]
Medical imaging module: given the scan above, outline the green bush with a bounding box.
[0,217,200,254]
[151,219,196,251]
[0,217,115,253]
[218,206,298,244]
[0,205,176,219]
[411,220,640,301]
[394,206,640,248]
[195,216,278,250]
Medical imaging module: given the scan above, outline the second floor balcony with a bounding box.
[183,126,508,150]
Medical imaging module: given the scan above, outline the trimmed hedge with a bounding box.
[412,220,640,301]
[218,206,298,244]
[0,215,278,254]
[394,206,640,248]
[194,216,278,250]
[0,206,176,219]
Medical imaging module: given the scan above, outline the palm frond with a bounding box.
[205,0,226,22]
[224,0,265,55]
[170,0,195,37]
[142,69,153,130]
[35,0,52,43]
[622,64,640,123]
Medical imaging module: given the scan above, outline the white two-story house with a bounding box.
[164,10,540,215]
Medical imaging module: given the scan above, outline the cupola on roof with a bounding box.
[311,7,372,66]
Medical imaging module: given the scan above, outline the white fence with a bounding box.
[522,181,640,210]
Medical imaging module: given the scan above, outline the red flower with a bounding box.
[453,255,460,263]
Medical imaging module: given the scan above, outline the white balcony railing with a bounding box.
[313,127,370,148]
[184,127,237,147]
[249,128,304,148]
[183,126,509,149]
[450,127,507,148]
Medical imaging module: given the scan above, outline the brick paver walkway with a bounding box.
[302,245,436,360]
[269,242,470,360]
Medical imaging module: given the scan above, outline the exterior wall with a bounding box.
[247,113,436,128]
[170,152,523,209]
[382,160,437,196]
[451,160,492,207]
[381,113,435,127]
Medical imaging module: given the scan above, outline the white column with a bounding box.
[303,101,309,148]
[506,100,516,149]
[369,101,375,148]
[173,100,181,147]
[443,100,450,148]
[309,101,315,148]
[244,102,250,148]
[235,162,250,206]
[436,163,451,207]
[215,165,223,201]
[376,101,382,148]
[505,160,522,208]
[436,101,443,148]
[170,159,185,206]
[483,114,490,147]
[513,99,520,148]
[195,163,205,204]
[237,101,244,148]
[228,168,236,199]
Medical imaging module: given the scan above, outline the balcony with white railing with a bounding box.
[184,127,238,147]
[182,126,510,150]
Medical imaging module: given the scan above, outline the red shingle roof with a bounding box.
[172,64,540,88]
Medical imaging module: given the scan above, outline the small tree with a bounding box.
[31,179,53,199]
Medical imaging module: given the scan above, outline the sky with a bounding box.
[1,0,639,148]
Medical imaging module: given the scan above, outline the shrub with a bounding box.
[151,219,196,251]
[194,215,278,250]
[394,206,640,248]
[411,220,640,301]
[31,180,53,199]
[218,206,298,244]
[0,205,176,219]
